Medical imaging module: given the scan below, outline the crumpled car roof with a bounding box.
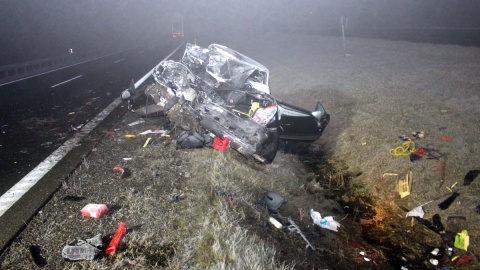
[181,43,270,93]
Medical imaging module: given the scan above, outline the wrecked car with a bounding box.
[122,43,329,163]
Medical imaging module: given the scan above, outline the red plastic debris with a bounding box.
[456,254,474,266]
[213,137,229,151]
[113,166,125,177]
[412,148,426,156]
[80,204,109,218]
[106,222,127,255]
[107,131,115,135]
[442,137,453,141]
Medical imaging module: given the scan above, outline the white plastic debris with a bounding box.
[431,248,440,256]
[268,217,283,229]
[310,208,322,221]
[128,119,145,126]
[406,206,424,218]
[139,129,169,135]
[139,129,152,135]
[310,209,341,232]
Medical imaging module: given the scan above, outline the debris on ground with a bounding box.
[142,137,152,148]
[287,217,315,250]
[398,171,413,198]
[456,254,474,266]
[268,216,283,229]
[406,206,425,218]
[80,204,109,218]
[63,195,85,201]
[105,222,127,255]
[411,131,426,139]
[127,119,145,126]
[438,192,459,210]
[454,230,469,251]
[310,209,341,232]
[175,131,205,149]
[258,190,287,212]
[390,140,415,156]
[212,136,229,151]
[112,166,125,177]
[463,169,480,185]
[62,234,103,261]
[29,245,47,267]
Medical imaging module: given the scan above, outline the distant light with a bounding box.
[69,48,73,54]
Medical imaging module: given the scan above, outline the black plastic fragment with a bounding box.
[432,214,445,233]
[63,195,86,201]
[438,192,459,210]
[463,170,480,185]
[409,153,422,162]
[29,245,47,267]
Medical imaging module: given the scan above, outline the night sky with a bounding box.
[1,0,479,65]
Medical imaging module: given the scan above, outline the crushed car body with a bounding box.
[122,43,330,163]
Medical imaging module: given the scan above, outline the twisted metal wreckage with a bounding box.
[121,43,330,163]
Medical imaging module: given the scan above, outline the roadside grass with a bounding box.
[167,149,295,269]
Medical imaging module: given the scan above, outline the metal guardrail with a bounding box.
[0,49,119,86]
[0,54,83,83]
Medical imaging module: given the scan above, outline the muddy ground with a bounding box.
[1,32,479,269]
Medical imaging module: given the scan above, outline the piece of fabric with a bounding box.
[176,131,205,149]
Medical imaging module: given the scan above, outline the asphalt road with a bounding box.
[0,38,185,252]
[0,39,182,195]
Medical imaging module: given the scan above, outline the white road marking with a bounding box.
[0,50,129,87]
[113,58,126,64]
[0,96,122,217]
[0,44,184,217]
[51,75,83,88]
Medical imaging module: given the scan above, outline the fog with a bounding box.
[1,0,479,65]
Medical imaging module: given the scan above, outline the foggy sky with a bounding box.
[1,0,479,65]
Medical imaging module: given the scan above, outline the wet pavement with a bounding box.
[0,41,182,196]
